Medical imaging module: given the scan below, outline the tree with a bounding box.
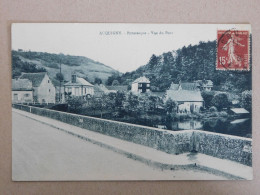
[106,72,121,86]
[94,94,109,118]
[56,72,64,81]
[125,92,139,113]
[148,95,161,112]
[114,91,126,110]
[94,77,102,85]
[211,93,229,111]
[164,99,178,114]
[112,80,120,86]
[201,91,215,109]
[241,90,252,111]
[148,54,158,70]
[67,97,84,113]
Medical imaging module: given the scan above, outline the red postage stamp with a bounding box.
[217,30,250,71]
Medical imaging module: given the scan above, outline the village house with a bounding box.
[20,72,56,103]
[165,82,204,113]
[12,78,33,103]
[131,76,150,93]
[64,73,94,98]
[195,80,213,91]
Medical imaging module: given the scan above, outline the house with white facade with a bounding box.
[165,82,204,113]
[64,73,94,98]
[12,78,33,103]
[131,76,150,93]
[20,72,56,103]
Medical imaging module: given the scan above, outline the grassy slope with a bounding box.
[15,51,119,84]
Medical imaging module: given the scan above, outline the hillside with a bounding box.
[12,50,120,85]
[110,40,252,93]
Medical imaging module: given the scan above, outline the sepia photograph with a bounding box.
[11,23,252,180]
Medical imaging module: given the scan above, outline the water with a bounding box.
[164,118,252,138]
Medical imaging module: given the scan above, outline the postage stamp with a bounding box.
[217,30,250,71]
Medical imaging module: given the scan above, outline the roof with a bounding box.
[19,72,47,87]
[169,82,198,91]
[230,108,249,114]
[132,76,150,84]
[93,85,104,93]
[195,80,213,87]
[64,77,93,87]
[169,83,179,90]
[106,85,128,91]
[150,92,165,97]
[12,79,33,91]
[93,85,104,97]
[180,83,198,90]
[166,90,203,102]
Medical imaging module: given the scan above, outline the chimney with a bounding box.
[72,73,77,83]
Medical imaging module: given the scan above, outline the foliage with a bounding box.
[114,91,126,110]
[201,91,215,108]
[209,106,217,112]
[125,92,139,113]
[94,77,102,85]
[106,72,122,86]
[12,50,119,84]
[67,97,84,113]
[112,80,120,86]
[164,98,178,114]
[241,90,252,111]
[55,72,64,81]
[115,41,251,93]
[211,93,230,111]
[218,111,228,117]
[12,54,46,78]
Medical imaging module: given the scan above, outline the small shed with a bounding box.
[230,108,250,118]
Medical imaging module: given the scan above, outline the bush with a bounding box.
[209,106,217,112]
[241,90,252,111]
[201,91,215,108]
[218,111,228,117]
[67,97,84,113]
[211,93,230,111]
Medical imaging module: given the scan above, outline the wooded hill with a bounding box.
[108,40,252,93]
[12,50,119,85]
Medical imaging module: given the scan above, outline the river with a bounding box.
[164,118,252,138]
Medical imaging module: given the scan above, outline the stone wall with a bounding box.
[13,104,193,154]
[192,131,252,166]
[13,104,252,166]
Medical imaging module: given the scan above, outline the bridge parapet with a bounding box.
[12,104,252,166]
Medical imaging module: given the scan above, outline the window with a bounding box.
[48,80,50,83]
[24,93,30,97]
[49,89,51,92]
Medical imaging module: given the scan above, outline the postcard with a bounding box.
[11,23,252,180]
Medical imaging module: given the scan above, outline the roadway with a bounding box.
[12,110,228,180]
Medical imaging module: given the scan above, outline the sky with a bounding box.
[12,23,250,73]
